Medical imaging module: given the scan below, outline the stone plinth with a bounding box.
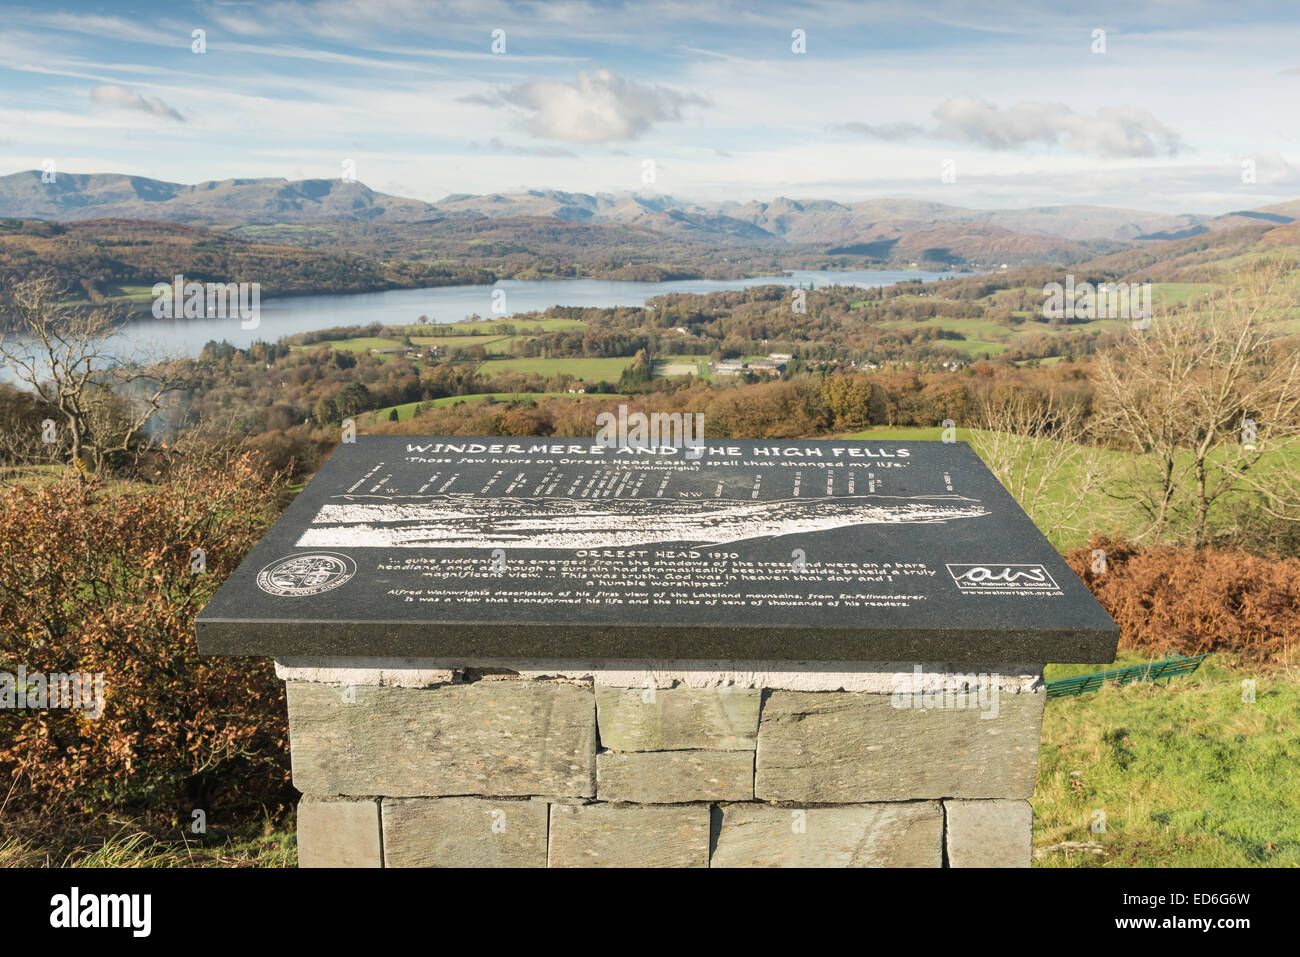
[196,436,1119,867]
[283,660,1044,867]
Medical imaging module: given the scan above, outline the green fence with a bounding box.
[1045,652,1212,699]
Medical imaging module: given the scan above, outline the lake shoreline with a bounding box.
[77,261,960,319]
[29,268,971,368]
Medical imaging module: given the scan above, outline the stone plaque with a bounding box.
[196,436,1117,662]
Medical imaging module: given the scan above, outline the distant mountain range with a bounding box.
[0,172,440,224]
[2,170,1298,271]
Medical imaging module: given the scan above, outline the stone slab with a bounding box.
[275,658,455,688]
[756,688,1045,802]
[944,799,1034,868]
[286,680,596,798]
[196,436,1119,664]
[596,685,761,750]
[548,804,709,868]
[296,797,382,868]
[381,797,548,867]
[711,802,942,867]
[275,658,1044,693]
[596,750,754,803]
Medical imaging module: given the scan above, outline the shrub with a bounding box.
[1219,501,1300,561]
[1067,535,1300,665]
[241,427,323,481]
[0,451,294,828]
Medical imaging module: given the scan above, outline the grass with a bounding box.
[103,284,158,303]
[294,336,406,353]
[0,825,297,868]
[1034,652,1300,867]
[841,425,1300,551]
[410,333,516,353]
[57,284,158,306]
[1150,282,1217,307]
[942,338,1008,357]
[842,425,951,442]
[0,463,65,482]
[479,356,632,381]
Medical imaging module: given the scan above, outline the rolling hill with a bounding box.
[0,171,442,224]
[0,218,491,304]
[3,171,1298,273]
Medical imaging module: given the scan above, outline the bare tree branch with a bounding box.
[0,276,189,480]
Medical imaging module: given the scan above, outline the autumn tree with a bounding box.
[821,374,886,430]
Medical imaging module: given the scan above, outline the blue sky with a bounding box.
[3,0,1300,213]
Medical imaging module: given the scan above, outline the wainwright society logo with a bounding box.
[256,553,356,597]
[946,563,1059,591]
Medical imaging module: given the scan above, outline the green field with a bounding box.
[287,317,590,358]
[877,313,1011,340]
[1149,282,1217,306]
[479,356,632,381]
[365,391,612,422]
[106,284,158,302]
[872,315,1015,357]
[943,338,1009,357]
[59,283,160,306]
[652,358,709,378]
[294,336,406,354]
[859,282,1225,359]
[410,334,521,355]
[410,334,508,347]
[404,317,586,335]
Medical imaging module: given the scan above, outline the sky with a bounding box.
[3,0,1300,214]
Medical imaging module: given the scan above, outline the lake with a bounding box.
[110,268,966,361]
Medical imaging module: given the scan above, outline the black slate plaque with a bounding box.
[196,436,1118,663]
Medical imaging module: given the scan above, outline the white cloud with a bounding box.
[90,84,184,121]
[931,96,1184,157]
[842,96,1184,158]
[492,69,704,143]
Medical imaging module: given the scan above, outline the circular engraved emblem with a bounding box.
[256,552,356,597]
